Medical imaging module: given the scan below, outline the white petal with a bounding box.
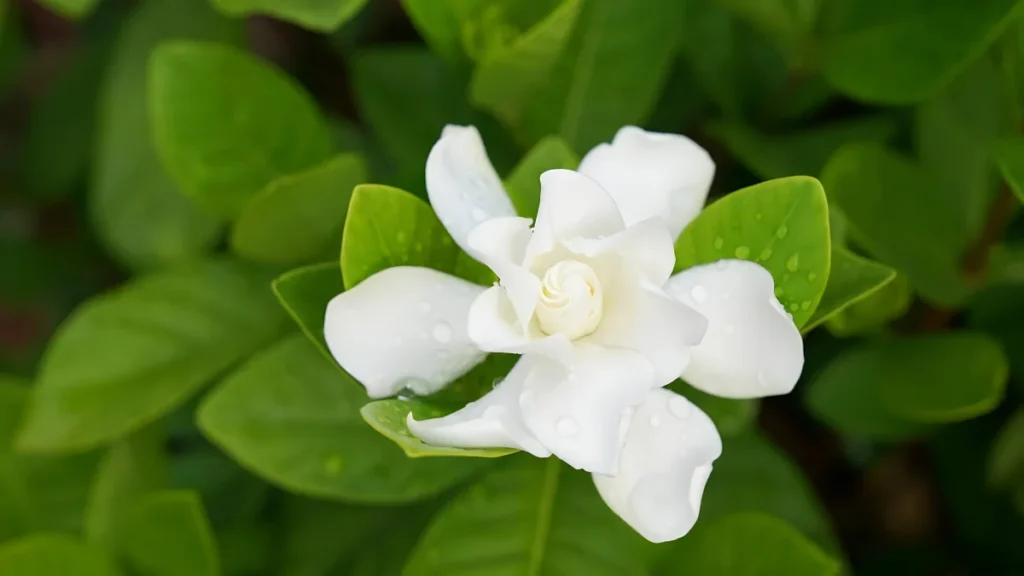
[526,169,624,262]
[466,286,574,361]
[467,217,540,327]
[588,271,707,386]
[579,126,714,238]
[520,344,655,475]
[426,125,516,254]
[563,217,677,286]
[324,266,486,398]
[407,356,551,457]
[593,388,722,543]
[665,259,804,398]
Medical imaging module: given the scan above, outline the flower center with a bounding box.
[535,259,603,340]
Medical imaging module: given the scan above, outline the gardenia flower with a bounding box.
[325,125,804,543]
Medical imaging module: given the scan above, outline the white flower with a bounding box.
[324,125,804,543]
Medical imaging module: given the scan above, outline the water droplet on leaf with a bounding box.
[786,253,800,272]
[776,225,788,239]
[324,455,343,476]
[713,237,724,250]
[758,248,772,261]
[807,272,817,282]
[734,246,750,259]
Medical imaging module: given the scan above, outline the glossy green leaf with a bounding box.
[803,247,896,332]
[674,176,831,327]
[280,498,383,576]
[821,0,1023,103]
[36,0,101,19]
[198,335,487,503]
[272,262,343,359]
[341,184,458,290]
[116,491,218,576]
[92,0,240,269]
[716,0,822,61]
[470,0,582,126]
[825,272,912,337]
[230,154,368,265]
[670,381,758,437]
[15,259,288,453]
[994,138,1024,203]
[521,0,686,152]
[404,456,650,575]
[656,513,840,575]
[0,534,120,576]
[211,0,368,31]
[504,135,579,218]
[149,41,334,218]
[989,409,1024,489]
[361,399,517,459]
[821,143,969,305]
[398,0,463,62]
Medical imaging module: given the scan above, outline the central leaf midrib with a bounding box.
[526,458,562,575]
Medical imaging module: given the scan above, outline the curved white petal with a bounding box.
[589,272,707,386]
[466,286,574,362]
[324,266,486,398]
[593,388,722,543]
[665,259,804,398]
[562,217,677,287]
[467,217,540,327]
[426,125,516,254]
[407,356,551,457]
[520,344,655,475]
[527,169,624,262]
[579,126,714,239]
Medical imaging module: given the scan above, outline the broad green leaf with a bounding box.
[361,398,517,458]
[211,0,368,31]
[341,184,458,289]
[821,143,969,305]
[994,138,1024,203]
[708,115,898,181]
[703,431,837,550]
[807,333,1008,439]
[969,283,1024,376]
[0,534,120,576]
[824,271,912,337]
[803,247,896,332]
[520,0,686,152]
[470,0,582,127]
[821,0,1024,103]
[149,41,334,218]
[656,513,840,575]
[92,0,240,269]
[716,0,822,55]
[349,500,442,576]
[273,262,343,359]
[916,58,1009,246]
[989,409,1024,489]
[170,445,270,529]
[36,0,101,19]
[399,0,463,62]
[198,335,487,503]
[0,379,101,540]
[216,524,272,576]
[15,259,288,453]
[84,425,170,547]
[670,381,758,437]
[404,456,650,575]
[504,135,579,218]
[230,154,368,265]
[116,491,218,576]
[674,176,831,327]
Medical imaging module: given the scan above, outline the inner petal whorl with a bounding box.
[536,260,603,340]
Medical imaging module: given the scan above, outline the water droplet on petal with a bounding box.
[520,390,535,405]
[690,285,708,304]
[419,302,432,313]
[649,415,661,427]
[483,406,504,419]
[724,324,735,335]
[734,246,750,259]
[391,335,403,347]
[433,322,453,343]
[669,395,691,419]
[556,417,579,437]
[396,231,407,243]
[716,260,729,270]
[758,248,772,261]
[618,407,635,444]
[713,237,724,250]
[807,272,818,282]
[756,371,770,388]
[776,225,788,239]
[722,291,731,300]
[471,208,487,222]
[786,253,800,272]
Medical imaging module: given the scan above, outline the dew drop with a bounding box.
[756,371,769,388]
[774,286,784,298]
[668,395,691,419]
[483,406,504,420]
[413,242,424,253]
[758,248,772,261]
[396,231,407,243]
[324,455,343,476]
[776,225,788,239]
[441,236,453,246]
[520,390,535,405]
[734,246,750,259]
[649,415,662,427]
[556,417,579,437]
[713,237,724,250]
[471,208,487,222]
[800,301,811,311]
[807,272,818,282]
[724,324,735,335]
[755,213,763,221]
[419,302,433,313]
[432,322,453,343]
[786,253,800,272]
[690,285,708,304]
[788,302,799,312]
[716,260,729,270]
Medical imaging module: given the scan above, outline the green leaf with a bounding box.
[272,262,343,359]
[280,498,381,576]
[989,409,1024,489]
[216,524,272,576]
[230,154,368,265]
[803,247,896,332]
[92,0,241,269]
[116,491,218,576]
[520,0,686,152]
[821,0,1024,104]
[470,0,582,126]
[655,513,840,575]
[169,446,270,529]
[211,0,368,31]
[36,0,101,19]
[969,283,1024,376]
[806,333,1008,439]
[404,456,650,575]
[674,176,831,328]
[0,534,121,576]
[15,259,288,453]
[504,135,579,218]
[821,143,969,306]
[197,335,488,503]
[341,184,458,290]
[361,399,517,459]
[83,425,169,547]
[398,0,463,62]
[824,271,912,337]
[708,115,898,181]
[994,138,1024,203]
[149,41,334,218]
[670,381,758,437]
